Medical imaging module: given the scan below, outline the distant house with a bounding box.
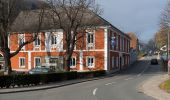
[127,32,139,64]
[4,10,130,72]
[127,32,139,51]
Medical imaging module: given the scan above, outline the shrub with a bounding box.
[0,75,13,88]
[0,70,105,88]
[77,70,106,78]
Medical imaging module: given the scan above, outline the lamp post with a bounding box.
[168,30,170,75]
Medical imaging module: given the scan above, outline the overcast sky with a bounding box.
[97,0,168,43]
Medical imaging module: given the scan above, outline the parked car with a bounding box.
[28,67,55,74]
[150,59,158,65]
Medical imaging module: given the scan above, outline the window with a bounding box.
[116,35,118,50]
[111,36,115,49]
[35,57,41,67]
[112,57,114,68]
[87,32,95,49]
[87,57,95,68]
[87,33,94,44]
[18,34,25,46]
[70,57,76,68]
[35,36,40,46]
[19,57,25,68]
[116,57,119,67]
[51,34,57,45]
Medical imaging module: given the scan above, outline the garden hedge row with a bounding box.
[0,70,106,88]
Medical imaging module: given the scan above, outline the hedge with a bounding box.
[0,70,106,88]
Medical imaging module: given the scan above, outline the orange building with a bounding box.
[127,32,139,51]
[2,10,130,73]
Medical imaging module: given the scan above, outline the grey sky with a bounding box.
[97,0,168,42]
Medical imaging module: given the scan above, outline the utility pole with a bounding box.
[168,30,170,75]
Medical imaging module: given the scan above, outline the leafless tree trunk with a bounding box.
[0,0,45,74]
[46,0,101,71]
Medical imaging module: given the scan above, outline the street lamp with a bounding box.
[168,27,170,75]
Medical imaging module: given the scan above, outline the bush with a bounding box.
[0,70,105,88]
[77,70,106,78]
[0,71,77,88]
[0,75,13,88]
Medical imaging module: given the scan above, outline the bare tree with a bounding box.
[0,0,45,74]
[45,0,101,71]
[157,1,170,47]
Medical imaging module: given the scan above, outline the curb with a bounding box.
[0,73,117,94]
[140,74,170,100]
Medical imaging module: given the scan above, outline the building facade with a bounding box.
[1,10,131,73]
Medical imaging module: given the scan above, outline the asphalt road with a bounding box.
[0,56,164,100]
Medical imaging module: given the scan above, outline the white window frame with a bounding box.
[18,34,25,50]
[70,57,76,68]
[86,56,95,68]
[86,31,95,49]
[51,32,58,46]
[34,57,41,68]
[19,57,25,68]
[34,33,41,47]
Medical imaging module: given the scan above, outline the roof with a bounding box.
[10,8,128,37]
[10,9,110,32]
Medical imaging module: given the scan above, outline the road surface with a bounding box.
[0,56,164,100]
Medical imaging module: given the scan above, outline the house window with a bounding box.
[35,57,41,67]
[87,32,95,49]
[116,57,119,67]
[19,57,25,68]
[35,36,40,47]
[70,57,76,68]
[51,34,57,45]
[18,34,25,46]
[112,57,114,68]
[86,57,95,68]
[87,33,94,44]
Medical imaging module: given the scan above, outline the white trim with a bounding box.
[8,34,10,48]
[19,57,26,68]
[13,69,29,72]
[10,49,105,53]
[86,56,95,68]
[28,51,31,70]
[79,50,83,71]
[0,53,3,56]
[104,28,108,70]
[34,57,41,68]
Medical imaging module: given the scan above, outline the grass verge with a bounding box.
[160,80,170,93]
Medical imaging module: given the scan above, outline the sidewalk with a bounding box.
[141,74,170,100]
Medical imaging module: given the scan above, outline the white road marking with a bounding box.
[105,82,116,85]
[93,88,98,96]
[125,77,133,80]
